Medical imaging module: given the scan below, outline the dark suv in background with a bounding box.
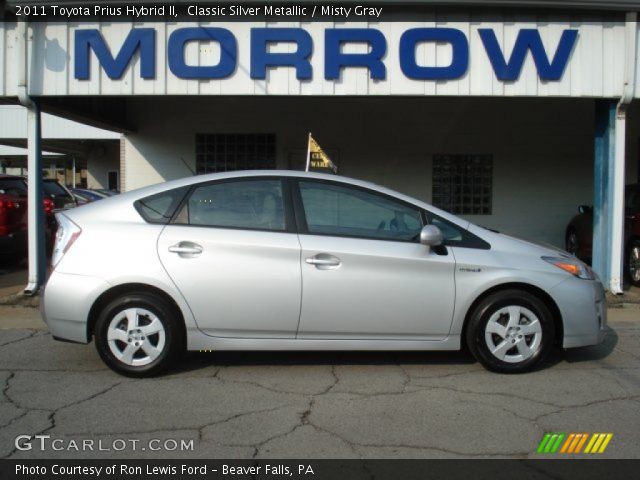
[566,184,640,286]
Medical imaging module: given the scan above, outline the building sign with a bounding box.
[74,26,578,83]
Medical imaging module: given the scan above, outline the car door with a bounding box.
[294,179,456,340]
[157,178,302,338]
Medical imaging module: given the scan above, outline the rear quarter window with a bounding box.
[135,187,189,224]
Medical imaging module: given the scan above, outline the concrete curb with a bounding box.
[0,292,40,308]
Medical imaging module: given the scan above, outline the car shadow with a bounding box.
[543,326,618,368]
[169,348,478,375]
[166,327,620,376]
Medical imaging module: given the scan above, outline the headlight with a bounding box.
[542,256,595,280]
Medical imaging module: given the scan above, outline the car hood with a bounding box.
[467,224,572,258]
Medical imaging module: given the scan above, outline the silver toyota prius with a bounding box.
[42,171,607,376]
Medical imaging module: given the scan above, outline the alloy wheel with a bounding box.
[484,305,543,364]
[107,308,166,366]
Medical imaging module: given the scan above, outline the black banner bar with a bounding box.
[2,459,640,480]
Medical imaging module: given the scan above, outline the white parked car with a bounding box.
[42,171,606,376]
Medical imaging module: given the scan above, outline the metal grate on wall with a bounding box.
[432,154,493,215]
[195,134,276,174]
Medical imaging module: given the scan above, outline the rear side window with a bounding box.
[135,187,189,224]
[0,178,27,197]
[177,179,285,231]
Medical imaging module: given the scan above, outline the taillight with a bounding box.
[43,198,54,215]
[51,213,81,268]
[0,200,17,210]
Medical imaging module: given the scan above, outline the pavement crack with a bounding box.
[2,371,15,404]
[215,376,308,397]
[396,364,411,393]
[196,404,294,444]
[0,330,38,348]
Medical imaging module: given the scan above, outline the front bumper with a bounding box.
[42,270,110,344]
[551,277,607,349]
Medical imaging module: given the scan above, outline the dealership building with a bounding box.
[1,0,639,293]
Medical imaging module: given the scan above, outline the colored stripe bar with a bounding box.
[598,434,613,453]
[544,434,559,453]
[550,433,565,453]
[567,433,583,454]
[592,433,606,453]
[537,433,552,453]
[584,433,599,453]
[560,433,575,453]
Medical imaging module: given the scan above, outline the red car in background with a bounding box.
[0,175,61,266]
[566,183,640,287]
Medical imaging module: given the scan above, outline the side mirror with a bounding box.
[420,225,443,247]
[578,205,592,214]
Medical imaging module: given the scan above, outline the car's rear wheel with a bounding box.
[627,239,640,287]
[94,293,183,377]
[466,289,555,373]
[566,228,579,257]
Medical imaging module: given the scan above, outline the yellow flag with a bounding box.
[307,134,338,173]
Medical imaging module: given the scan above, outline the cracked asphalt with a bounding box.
[0,306,639,459]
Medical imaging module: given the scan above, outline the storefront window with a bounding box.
[195,134,276,173]
[432,154,493,215]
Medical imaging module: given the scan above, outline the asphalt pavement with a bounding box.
[0,306,638,459]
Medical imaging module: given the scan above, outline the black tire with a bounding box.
[466,289,555,374]
[627,239,640,287]
[566,228,579,257]
[94,292,184,377]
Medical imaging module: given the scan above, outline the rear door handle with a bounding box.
[168,242,203,256]
[305,254,341,270]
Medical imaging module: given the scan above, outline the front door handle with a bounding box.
[168,242,203,256]
[305,254,341,270]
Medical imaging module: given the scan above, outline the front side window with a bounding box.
[181,179,285,231]
[299,181,422,242]
[425,211,490,250]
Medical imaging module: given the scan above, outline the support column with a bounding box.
[593,99,626,293]
[24,103,46,295]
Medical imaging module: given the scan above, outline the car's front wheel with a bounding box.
[94,292,184,377]
[466,289,555,373]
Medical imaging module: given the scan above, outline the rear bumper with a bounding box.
[551,277,607,349]
[41,270,110,344]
